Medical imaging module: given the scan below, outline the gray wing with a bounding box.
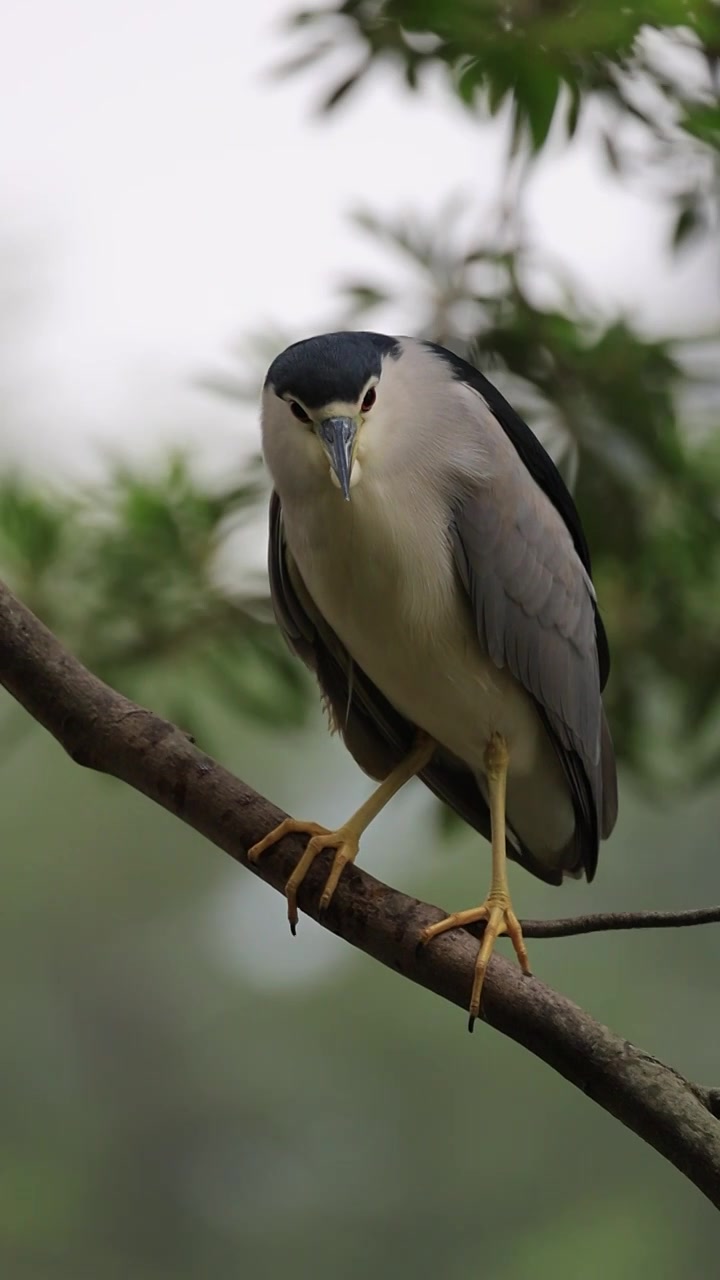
[268,490,508,856]
[451,467,618,879]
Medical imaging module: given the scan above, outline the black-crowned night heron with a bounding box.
[250,331,618,1027]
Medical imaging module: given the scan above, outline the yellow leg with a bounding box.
[419,732,531,1031]
[248,733,435,934]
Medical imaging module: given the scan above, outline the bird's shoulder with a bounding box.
[418,343,590,565]
[416,339,610,687]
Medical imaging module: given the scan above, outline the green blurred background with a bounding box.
[2,1,720,1275]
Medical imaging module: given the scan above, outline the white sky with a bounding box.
[1,0,718,475]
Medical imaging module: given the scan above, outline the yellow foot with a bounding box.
[248,818,360,935]
[419,894,531,1032]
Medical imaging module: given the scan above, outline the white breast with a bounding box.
[281,478,544,778]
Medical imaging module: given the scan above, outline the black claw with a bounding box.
[467,1014,476,1034]
[290,921,297,937]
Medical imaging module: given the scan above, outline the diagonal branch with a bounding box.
[1,576,719,1209]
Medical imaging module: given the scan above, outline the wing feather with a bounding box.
[451,460,615,876]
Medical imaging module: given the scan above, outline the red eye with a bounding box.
[361,387,376,413]
[289,400,311,424]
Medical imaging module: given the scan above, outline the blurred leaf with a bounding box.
[0,479,72,585]
[341,283,390,313]
[601,130,623,174]
[278,0,720,207]
[672,200,707,249]
[513,57,562,152]
[322,68,365,111]
[683,103,720,147]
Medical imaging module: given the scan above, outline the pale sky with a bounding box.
[2,0,718,476]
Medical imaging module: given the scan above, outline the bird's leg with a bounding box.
[419,732,531,1030]
[248,733,435,935]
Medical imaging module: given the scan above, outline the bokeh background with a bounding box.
[2,1,720,1274]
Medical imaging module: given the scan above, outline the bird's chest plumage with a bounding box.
[286,484,456,652]
[281,483,540,773]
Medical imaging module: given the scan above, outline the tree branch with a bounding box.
[1,576,719,1209]
[521,906,720,938]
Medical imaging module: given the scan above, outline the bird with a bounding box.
[249,330,617,1028]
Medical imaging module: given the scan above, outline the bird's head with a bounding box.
[261,331,402,501]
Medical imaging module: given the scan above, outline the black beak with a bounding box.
[317,416,358,501]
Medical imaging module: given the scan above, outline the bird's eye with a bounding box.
[361,387,376,413]
[289,400,311,424]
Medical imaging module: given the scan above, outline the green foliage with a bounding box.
[283,1,720,304]
[0,457,309,745]
[284,1,720,167]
